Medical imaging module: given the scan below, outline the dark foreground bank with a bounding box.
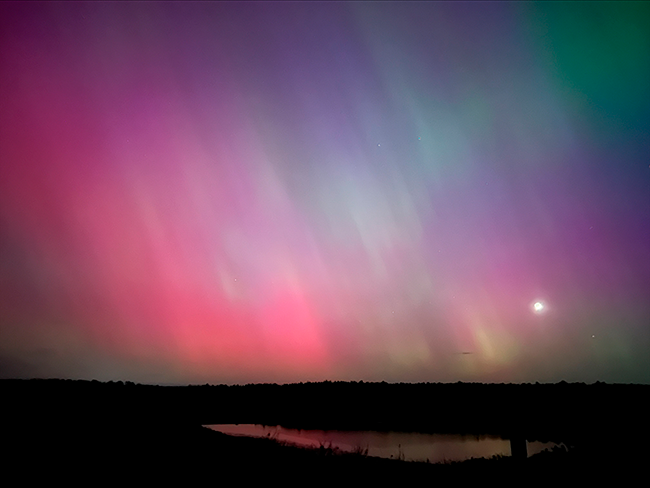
[3,420,642,485]
[2,379,647,483]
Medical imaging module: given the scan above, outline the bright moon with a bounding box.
[532,301,545,313]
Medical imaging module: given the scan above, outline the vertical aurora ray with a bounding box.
[0,2,648,384]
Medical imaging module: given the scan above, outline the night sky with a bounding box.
[1,2,649,385]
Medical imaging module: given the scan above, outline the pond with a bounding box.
[205,424,562,463]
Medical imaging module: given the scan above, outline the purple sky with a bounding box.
[1,2,649,385]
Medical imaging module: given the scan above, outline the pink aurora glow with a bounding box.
[0,2,648,384]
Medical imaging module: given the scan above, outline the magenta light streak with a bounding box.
[0,2,648,384]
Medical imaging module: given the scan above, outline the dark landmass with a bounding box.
[2,379,648,483]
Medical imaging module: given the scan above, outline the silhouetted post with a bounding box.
[510,435,527,460]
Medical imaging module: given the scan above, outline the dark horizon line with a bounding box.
[2,376,647,388]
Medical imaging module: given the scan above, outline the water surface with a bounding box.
[206,424,560,463]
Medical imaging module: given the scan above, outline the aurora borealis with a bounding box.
[1,1,648,385]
